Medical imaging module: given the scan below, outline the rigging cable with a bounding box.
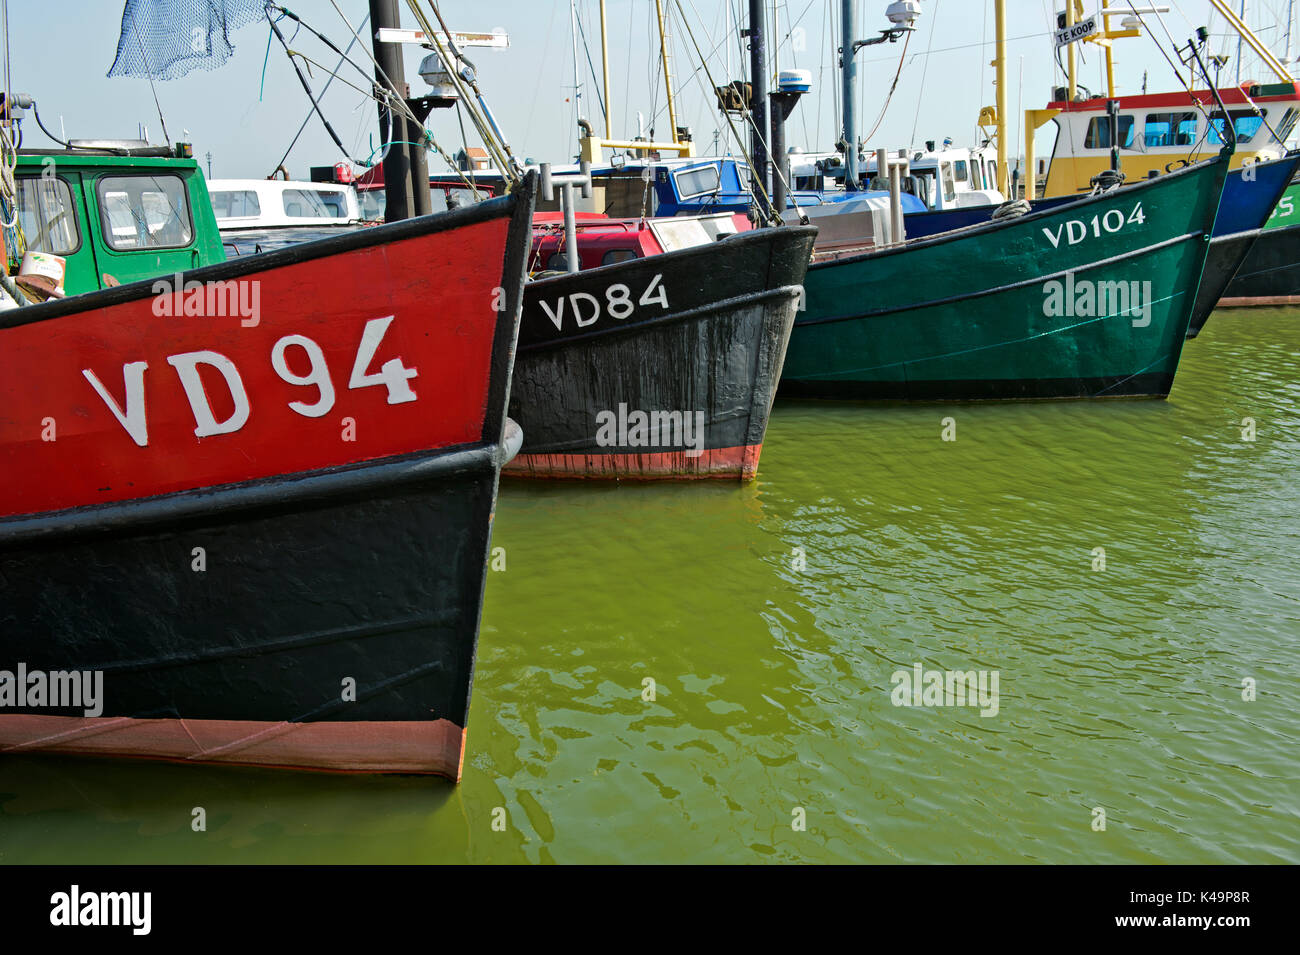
[132,19,171,144]
[909,0,939,147]
[32,105,69,148]
[673,0,790,224]
[860,28,911,147]
[265,8,367,165]
[304,1,488,193]
[270,12,370,177]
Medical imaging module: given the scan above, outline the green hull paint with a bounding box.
[1261,180,1300,231]
[783,152,1232,400]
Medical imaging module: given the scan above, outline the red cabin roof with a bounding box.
[1047,81,1300,112]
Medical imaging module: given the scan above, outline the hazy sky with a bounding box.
[7,1,1295,179]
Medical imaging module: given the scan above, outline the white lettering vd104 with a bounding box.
[1043,203,1146,248]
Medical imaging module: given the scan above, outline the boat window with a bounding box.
[971,161,983,190]
[545,251,570,271]
[912,173,931,206]
[987,161,997,187]
[358,188,384,221]
[1208,109,1267,145]
[673,164,722,198]
[208,189,261,218]
[1084,115,1135,149]
[953,160,968,182]
[281,188,348,219]
[96,174,193,251]
[14,176,81,255]
[601,249,638,266]
[940,162,956,201]
[1275,108,1299,142]
[1142,112,1198,147]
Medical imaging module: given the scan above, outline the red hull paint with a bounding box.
[0,714,466,778]
[1048,83,1300,111]
[0,218,510,518]
[506,443,764,480]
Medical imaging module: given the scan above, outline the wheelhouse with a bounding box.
[1041,81,1300,195]
[12,146,225,297]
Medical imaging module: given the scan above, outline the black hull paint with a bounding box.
[1221,222,1300,300]
[0,435,518,729]
[509,226,816,478]
[1187,231,1259,337]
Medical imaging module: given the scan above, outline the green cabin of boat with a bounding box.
[12,149,226,297]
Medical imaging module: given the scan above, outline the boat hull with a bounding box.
[1186,231,1257,337]
[904,155,1300,341]
[0,183,536,778]
[781,154,1230,401]
[1219,192,1300,305]
[507,227,816,480]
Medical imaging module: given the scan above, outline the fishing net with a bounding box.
[107,0,267,81]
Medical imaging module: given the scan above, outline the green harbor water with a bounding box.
[2,310,1297,864]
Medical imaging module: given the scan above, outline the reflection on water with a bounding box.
[3,309,1297,863]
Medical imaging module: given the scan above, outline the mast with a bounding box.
[1287,0,1295,65]
[995,0,1008,195]
[580,0,694,160]
[368,0,413,222]
[600,0,612,137]
[570,0,583,150]
[749,0,770,211]
[1236,0,1247,85]
[841,0,857,190]
[653,0,680,143]
[1066,1,1077,101]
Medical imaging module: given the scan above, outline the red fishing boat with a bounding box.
[0,177,536,779]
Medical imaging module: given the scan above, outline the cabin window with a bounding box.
[1275,108,1299,143]
[1142,112,1198,147]
[208,189,261,218]
[601,249,638,266]
[358,189,384,221]
[14,176,81,255]
[674,164,722,198]
[953,160,968,182]
[1084,115,1135,149]
[96,174,193,251]
[281,188,348,219]
[987,161,997,187]
[940,162,956,201]
[1208,109,1266,145]
[971,161,984,190]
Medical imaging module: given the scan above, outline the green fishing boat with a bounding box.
[780,149,1232,400]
